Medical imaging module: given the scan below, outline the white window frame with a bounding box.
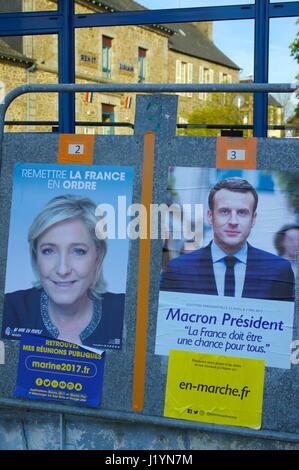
[187,63,193,97]
[176,60,182,95]
[199,66,204,100]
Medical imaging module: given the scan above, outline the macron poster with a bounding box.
[157,167,298,369]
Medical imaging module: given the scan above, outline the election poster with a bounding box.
[156,167,298,368]
[1,163,134,352]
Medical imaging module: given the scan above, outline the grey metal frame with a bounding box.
[0,85,299,444]
[0,82,298,154]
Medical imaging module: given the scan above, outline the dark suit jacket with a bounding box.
[160,243,295,302]
[1,287,125,349]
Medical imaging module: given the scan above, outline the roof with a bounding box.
[95,0,146,11]
[0,39,34,67]
[268,94,282,108]
[240,79,283,108]
[84,0,240,70]
[167,23,240,70]
[82,0,172,34]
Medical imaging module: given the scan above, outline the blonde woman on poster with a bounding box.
[2,195,124,350]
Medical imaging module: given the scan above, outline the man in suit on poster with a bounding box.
[160,177,295,302]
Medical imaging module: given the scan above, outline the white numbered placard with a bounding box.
[68,144,85,155]
[227,149,246,161]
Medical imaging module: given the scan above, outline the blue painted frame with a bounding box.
[0,0,298,135]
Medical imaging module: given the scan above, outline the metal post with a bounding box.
[58,0,75,134]
[254,0,270,137]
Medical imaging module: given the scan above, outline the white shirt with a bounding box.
[211,241,248,297]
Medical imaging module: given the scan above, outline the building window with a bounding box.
[176,60,189,95]
[199,66,213,100]
[138,47,147,83]
[219,72,232,84]
[219,71,231,103]
[102,103,115,135]
[204,67,209,85]
[102,36,112,79]
[84,127,95,135]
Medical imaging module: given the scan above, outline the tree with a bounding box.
[272,93,293,123]
[275,172,299,221]
[290,19,299,65]
[184,93,246,137]
[289,19,299,120]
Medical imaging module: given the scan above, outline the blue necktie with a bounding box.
[224,256,237,297]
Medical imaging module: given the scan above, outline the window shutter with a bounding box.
[209,69,214,83]
[219,71,223,83]
[187,63,193,97]
[176,60,182,84]
[176,60,182,95]
[199,66,204,100]
[187,63,193,83]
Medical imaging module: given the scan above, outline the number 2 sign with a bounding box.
[68,144,85,155]
[58,135,95,164]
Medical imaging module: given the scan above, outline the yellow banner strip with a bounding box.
[132,132,155,411]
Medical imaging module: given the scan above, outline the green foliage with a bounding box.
[289,19,299,118]
[275,171,299,214]
[185,93,244,137]
[290,19,299,66]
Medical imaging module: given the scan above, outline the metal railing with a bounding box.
[3,121,298,132]
[0,82,298,145]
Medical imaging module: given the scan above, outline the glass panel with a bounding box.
[0,0,57,13]
[141,0,254,7]
[182,19,254,136]
[0,34,58,132]
[270,0,298,3]
[75,19,254,136]
[75,0,254,14]
[269,17,299,137]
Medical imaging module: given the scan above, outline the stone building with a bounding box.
[167,21,239,124]
[240,75,283,137]
[1,0,281,136]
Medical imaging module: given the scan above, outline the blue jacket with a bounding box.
[1,287,125,349]
[160,243,295,302]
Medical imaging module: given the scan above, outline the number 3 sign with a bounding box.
[216,137,257,170]
[58,135,95,164]
[227,149,246,161]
